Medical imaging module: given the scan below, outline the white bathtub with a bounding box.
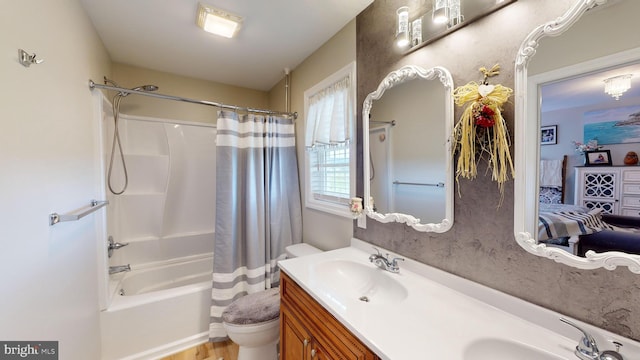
[100,254,213,360]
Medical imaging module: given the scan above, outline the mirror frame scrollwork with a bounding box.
[363,65,454,233]
[513,0,640,273]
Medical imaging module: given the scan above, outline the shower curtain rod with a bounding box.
[88,80,298,119]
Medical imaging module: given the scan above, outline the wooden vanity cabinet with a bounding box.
[280,272,379,360]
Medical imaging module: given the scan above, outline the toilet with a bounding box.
[222,243,322,360]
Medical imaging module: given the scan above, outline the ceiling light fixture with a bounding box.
[604,74,632,100]
[196,3,243,38]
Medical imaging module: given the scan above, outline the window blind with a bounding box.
[309,144,351,204]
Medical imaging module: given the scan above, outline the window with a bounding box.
[304,62,356,217]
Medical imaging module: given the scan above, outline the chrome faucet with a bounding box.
[107,236,129,258]
[560,318,624,360]
[369,247,404,273]
[109,264,131,275]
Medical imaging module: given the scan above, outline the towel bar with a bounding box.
[49,200,109,226]
[393,180,445,187]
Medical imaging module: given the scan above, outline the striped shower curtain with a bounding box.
[209,110,302,341]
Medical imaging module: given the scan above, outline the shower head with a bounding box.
[103,77,158,96]
[131,84,159,92]
[120,84,159,97]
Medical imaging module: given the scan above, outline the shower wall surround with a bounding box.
[104,111,216,268]
[354,0,640,340]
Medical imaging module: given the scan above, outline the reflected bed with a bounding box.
[538,203,640,256]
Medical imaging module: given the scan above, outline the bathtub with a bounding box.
[100,254,213,360]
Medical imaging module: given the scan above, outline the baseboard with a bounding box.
[119,332,209,360]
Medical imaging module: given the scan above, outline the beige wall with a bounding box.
[355,0,640,340]
[0,0,111,358]
[268,20,357,251]
[111,63,269,123]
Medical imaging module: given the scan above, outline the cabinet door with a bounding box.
[583,170,617,198]
[281,273,380,360]
[310,341,335,360]
[576,168,619,214]
[281,307,312,360]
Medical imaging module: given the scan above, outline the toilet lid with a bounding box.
[222,287,280,325]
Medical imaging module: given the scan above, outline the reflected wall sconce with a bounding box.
[604,74,632,100]
[449,0,463,27]
[411,18,423,46]
[432,0,449,24]
[396,6,410,48]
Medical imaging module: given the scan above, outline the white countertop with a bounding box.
[279,238,640,360]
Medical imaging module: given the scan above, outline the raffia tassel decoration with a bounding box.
[452,64,514,203]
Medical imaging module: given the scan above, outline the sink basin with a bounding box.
[464,338,568,360]
[310,259,408,306]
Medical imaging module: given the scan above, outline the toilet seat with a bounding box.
[222,288,281,360]
[222,287,280,325]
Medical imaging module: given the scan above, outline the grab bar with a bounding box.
[393,180,445,188]
[49,200,109,226]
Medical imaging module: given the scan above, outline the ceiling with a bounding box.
[80,0,374,91]
[541,62,640,113]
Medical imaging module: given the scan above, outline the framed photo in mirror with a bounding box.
[584,150,612,166]
[540,125,557,145]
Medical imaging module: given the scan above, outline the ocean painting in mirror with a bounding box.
[584,104,640,144]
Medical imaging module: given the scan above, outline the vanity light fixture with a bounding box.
[432,0,450,24]
[604,74,632,100]
[449,0,463,27]
[396,6,410,48]
[196,3,243,38]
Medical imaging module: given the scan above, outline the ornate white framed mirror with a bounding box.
[362,65,454,232]
[514,0,640,273]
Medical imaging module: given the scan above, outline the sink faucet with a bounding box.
[109,264,131,275]
[369,247,404,273]
[560,318,624,360]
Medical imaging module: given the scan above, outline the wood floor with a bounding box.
[160,340,239,360]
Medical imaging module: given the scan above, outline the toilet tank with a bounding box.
[285,243,322,258]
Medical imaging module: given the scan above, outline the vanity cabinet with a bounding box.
[280,272,379,360]
[574,166,640,215]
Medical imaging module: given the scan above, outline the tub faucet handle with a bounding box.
[108,236,129,258]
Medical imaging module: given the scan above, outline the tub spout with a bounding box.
[109,264,131,275]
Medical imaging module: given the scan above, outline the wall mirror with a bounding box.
[363,65,454,232]
[514,0,640,273]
